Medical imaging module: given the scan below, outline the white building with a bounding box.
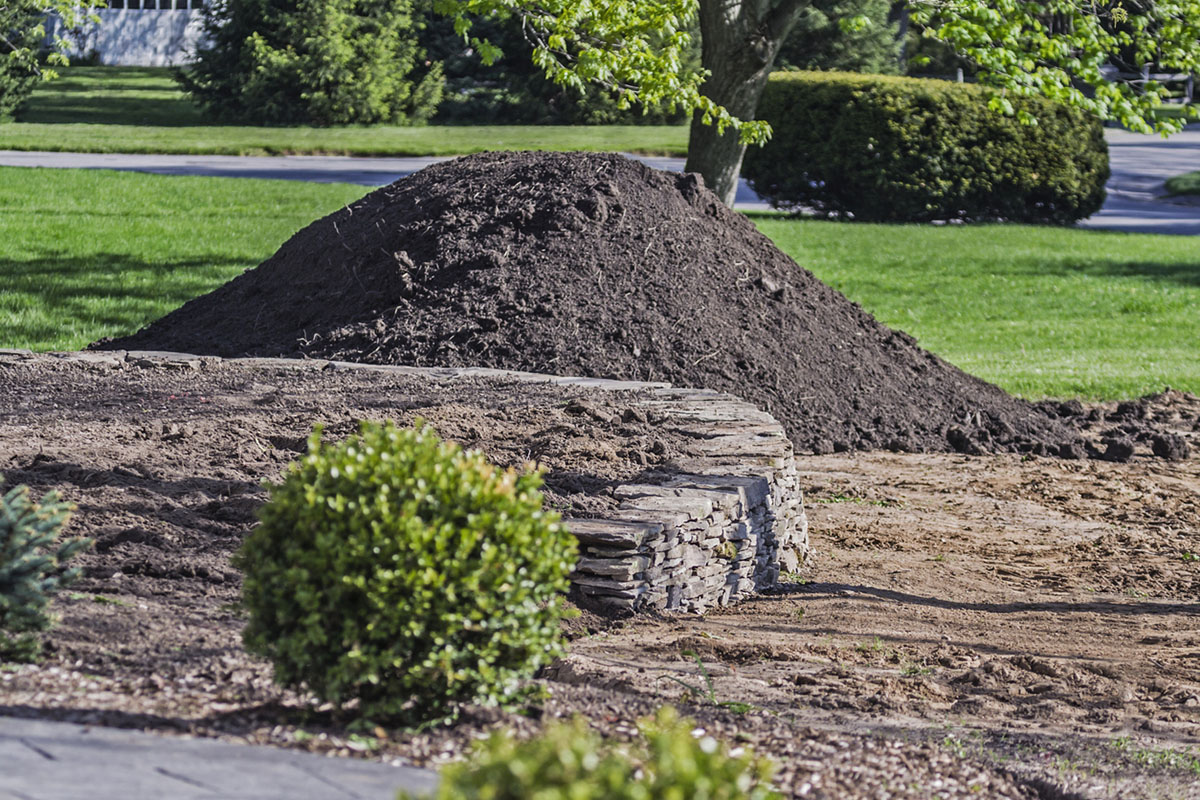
[58,2,208,67]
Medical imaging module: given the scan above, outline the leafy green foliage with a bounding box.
[0,2,98,121]
[430,0,1200,154]
[432,0,770,144]
[778,0,902,75]
[0,476,89,662]
[744,71,1109,223]
[422,12,692,125]
[178,0,444,125]
[404,707,780,800]
[911,0,1200,134]
[0,1,44,120]
[236,420,577,723]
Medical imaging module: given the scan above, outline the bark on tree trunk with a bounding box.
[684,0,807,206]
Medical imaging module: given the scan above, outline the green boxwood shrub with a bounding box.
[403,707,780,800]
[235,420,576,723]
[1,476,89,662]
[743,71,1110,223]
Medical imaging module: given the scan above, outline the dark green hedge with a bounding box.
[743,72,1109,223]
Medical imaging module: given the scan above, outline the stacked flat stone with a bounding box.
[1,349,809,615]
[567,389,807,613]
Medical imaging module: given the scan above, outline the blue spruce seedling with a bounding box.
[0,477,90,662]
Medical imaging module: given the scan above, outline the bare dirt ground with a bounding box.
[557,441,1200,799]
[2,357,1198,799]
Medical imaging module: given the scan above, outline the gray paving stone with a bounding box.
[0,717,437,800]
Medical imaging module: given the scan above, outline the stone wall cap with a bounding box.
[564,518,664,548]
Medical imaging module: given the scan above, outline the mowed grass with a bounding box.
[5,66,688,156]
[0,167,365,349]
[752,215,1199,399]
[2,167,1196,401]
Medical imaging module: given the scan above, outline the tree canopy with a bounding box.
[0,2,97,120]
[439,0,1198,136]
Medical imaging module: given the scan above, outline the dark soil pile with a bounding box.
[98,151,1084,456]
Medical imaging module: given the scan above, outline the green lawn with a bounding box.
[2,167,1196,401]
[751,215,1199,399]
[0,167,365,349]
[5,66,688,157]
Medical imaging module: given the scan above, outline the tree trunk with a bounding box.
[684,0,807,206]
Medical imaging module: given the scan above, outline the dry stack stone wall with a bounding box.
[7,350,808,614]
[567,388,807,613]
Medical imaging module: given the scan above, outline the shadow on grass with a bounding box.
[1066,259,1200,288]
[16,67,206,127]
[16,97,206,127]
[0,251,250,346]
[994,254,1200,288]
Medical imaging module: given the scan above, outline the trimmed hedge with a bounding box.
[743,72,1109,223]
[235,421,576,723]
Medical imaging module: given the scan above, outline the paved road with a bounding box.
[1076,127,1200,235]
[0,716,437,800]
[1,128,1198,231]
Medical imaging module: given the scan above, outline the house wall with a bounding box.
[55,6,208,67]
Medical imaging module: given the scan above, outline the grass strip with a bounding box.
[6,66,687,157]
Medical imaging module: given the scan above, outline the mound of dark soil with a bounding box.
[98,151,1083,456]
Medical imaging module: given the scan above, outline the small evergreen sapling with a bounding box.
[0,477,90,662]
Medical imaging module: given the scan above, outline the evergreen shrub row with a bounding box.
[743,71,1110,223]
